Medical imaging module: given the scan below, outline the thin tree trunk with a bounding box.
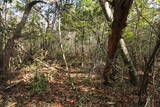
[81,30,85,67]
[58,16,69,76]
[0,7,4,74]
[74,38,77,55]
[0,36,3,53]
[0,53,3,74]
[57,14,77,89]
[99,0,134,85]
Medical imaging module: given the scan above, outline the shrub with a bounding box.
[31,72,48,92]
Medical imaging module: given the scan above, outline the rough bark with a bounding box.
[0,1,46,73]
[99,0,134,84]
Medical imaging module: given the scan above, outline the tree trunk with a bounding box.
[0,8,4,74]
[81,30,85,67]
[139,33,160,104]
[2,39,14,73]
[0,54,3,74]
[0,1,46,74]
[120,39,137,85]
[99,0,137,85]
[0,35,3,53]
[99,0,134,85]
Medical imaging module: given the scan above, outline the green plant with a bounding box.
[31,72,48,92]
[76,103,85,107]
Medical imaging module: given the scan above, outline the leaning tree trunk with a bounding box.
[120,39,137,85]
[0,1,46,74]
[100,0,134,85]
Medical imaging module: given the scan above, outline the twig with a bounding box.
[5,81,22,90]
[144,96,151,107]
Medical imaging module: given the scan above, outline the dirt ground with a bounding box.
[0,61,160,107]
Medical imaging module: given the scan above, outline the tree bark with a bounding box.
[0,7,4,74]
[120,39,137,85]
[0,1,46,74]
[99,0,134,85]
[0,53,3,74]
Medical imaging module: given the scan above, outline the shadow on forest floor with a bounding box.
[0,61,159,107]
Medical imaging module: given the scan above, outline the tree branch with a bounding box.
[13,0,46,39]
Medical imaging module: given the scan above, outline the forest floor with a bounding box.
[0,58,159,107]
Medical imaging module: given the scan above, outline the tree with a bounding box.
[0,0,46,74]
[101,0,135,85]
[99,0,137,85]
